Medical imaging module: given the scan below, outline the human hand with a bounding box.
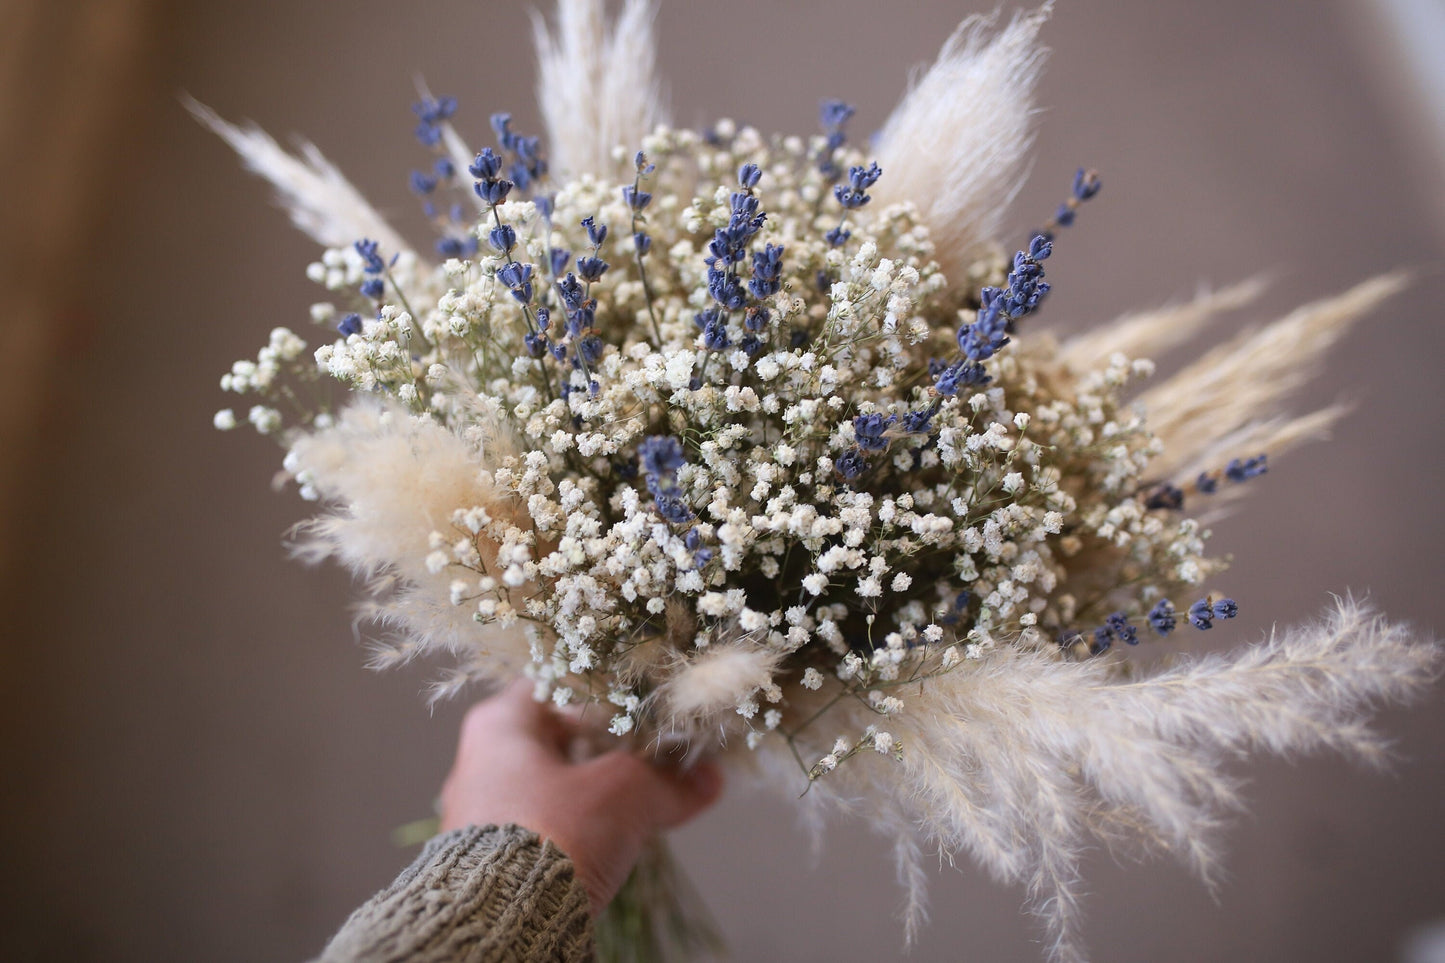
[439,680,723,914]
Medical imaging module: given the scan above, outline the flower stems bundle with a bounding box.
[199,2,1439,959]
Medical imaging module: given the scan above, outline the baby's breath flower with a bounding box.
[247,405,281,435]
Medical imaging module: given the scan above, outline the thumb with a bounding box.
[590,752,725,831]
[650,760,724,829]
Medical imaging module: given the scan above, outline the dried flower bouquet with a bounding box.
[200,3,1438,959]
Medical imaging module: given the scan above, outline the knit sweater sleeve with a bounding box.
[312,824,594,963]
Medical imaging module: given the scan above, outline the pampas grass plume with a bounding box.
[658,641,783,735]
[764,598,1438,963]
[286,402,532,677]
[531,0,666,178]
[186,97,411,256]
[872,5,1051,286]
[1139,273,1407,476]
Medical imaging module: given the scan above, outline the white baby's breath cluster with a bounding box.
[203,3,1438,960]
[218,116,1225,768]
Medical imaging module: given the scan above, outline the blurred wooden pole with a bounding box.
[0,0,162,600]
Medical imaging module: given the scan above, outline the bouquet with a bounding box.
[199,2,1438,959]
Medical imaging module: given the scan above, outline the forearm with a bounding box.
[313,824,593,963]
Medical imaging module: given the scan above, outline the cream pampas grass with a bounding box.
[872,6,1051,286]
[1060,276,1268,372]
[656,641,784,737]
[531,0,666,179]
[770,599,1438,962]
[1138,273,1407,477]
[286,402,531,678]
[185,97,411,257]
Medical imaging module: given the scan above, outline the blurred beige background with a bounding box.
[2,1,1442,961]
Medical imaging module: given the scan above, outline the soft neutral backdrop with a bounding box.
[2,1,1442,961]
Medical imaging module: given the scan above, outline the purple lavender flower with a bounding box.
[1148,599,1177,636]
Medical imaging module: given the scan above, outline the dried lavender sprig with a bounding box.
[624,150,665,345]
[490,112,548,196]
[410,94,456,147]
[470,147,556,399]
[352,238,431,352]
[812,98,856,224]
[569,215,609,395]
[407,96,481,259]
[1140,453,1269,508]
[1083,595,1239,656]
[1040,166,1102,238]
[693,162,775,387]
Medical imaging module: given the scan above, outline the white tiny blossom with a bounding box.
[739,608,769,633]
[870,693,904,715]
[698,592,733,617]
[247,405,281,435]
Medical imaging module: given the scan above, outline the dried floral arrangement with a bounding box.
[199,2,1438,960]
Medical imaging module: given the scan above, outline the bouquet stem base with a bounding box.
[595,836,723,963]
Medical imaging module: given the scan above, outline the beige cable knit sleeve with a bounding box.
[313,824,594,962]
